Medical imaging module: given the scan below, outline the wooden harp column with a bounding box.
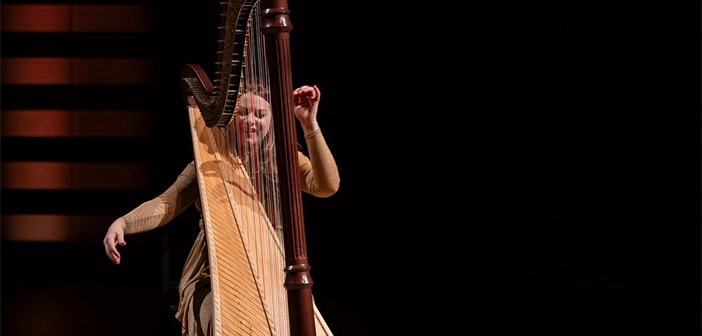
[259,2,318,336]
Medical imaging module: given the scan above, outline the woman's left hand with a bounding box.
[293,85,321,134]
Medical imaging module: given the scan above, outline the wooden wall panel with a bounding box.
[2,5,153,32]
[2,110,153,137]
[1,214,116,242]
[1,58,154,85]
[2,162,153,190]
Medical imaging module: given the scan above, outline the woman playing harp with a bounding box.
[104,0,339,333]
[102,82,339,335]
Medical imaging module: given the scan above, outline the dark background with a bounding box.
[2,1,700,335]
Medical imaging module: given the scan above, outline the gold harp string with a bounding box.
[210,3,290,334]
[187,1,336,334]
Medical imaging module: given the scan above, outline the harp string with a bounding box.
[243,11,287,332]
[210,3,289,334]
[184,1,335,334]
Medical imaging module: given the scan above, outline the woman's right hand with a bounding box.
[293,85,321,135]
[103,218,127,265]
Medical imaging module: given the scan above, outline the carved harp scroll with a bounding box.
[180,1,323,336]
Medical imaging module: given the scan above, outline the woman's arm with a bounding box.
[298,129,340,198]
[120,160,200,234]
[293,85,340,198]
[103,161,200,264]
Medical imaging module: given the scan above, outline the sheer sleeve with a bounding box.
[298,128,340,198]
[121,161,200,234]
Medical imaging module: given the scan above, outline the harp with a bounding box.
[179,1,332,335]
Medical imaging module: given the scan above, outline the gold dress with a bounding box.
[119,129,339,335]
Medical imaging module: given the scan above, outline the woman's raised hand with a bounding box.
[293,85,321,134]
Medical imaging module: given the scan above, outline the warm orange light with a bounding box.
[1,58,72,85]
[1,110,154,137]
[73,5,154,32]
[1,57,154,85]
[1,110,72,137]
[1,214,116,242]
[3,162,73,189]
[72,58,154,85]
[1,214,73,242]
[1,5,72,32]
[1,4,153,32]
[1,162,152,190]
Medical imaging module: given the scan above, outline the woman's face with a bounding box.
[235,92,271,146]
